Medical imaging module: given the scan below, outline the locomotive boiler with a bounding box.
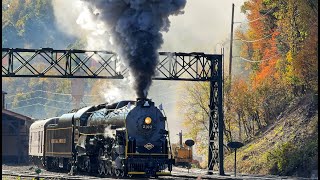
[29,99,174,177]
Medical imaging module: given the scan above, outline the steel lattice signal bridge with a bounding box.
[1,48,225,175]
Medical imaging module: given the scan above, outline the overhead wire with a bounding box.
[5,89,100,98]
[235,5,276,24]
[230,4,283,63]
[233,54,279,63]
[10,103,68,110]
[235,34,273,43]
[231,3,280,43]
[6,95,96,110]
[5,88,184,109]
[6,96,75,105]
[6,90,43,98]
[9,100,92,111]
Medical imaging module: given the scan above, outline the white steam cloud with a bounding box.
[52,0,113,51]
[94,79,136,104]
[104,125,116,139]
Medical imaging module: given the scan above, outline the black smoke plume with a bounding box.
[82,0,186,98]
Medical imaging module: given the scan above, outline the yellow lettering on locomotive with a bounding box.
[74,129,79,143]
[51,138,66,144]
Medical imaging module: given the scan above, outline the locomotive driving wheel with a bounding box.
[97,148,106,176]
[45,157,53,170]
[105,161,112,176]
[115,169,121,177]
[114,169,125,177]
[51,158,59,170]
[84,157,91,173]
[120,169,125,177]
[98,161,106,176]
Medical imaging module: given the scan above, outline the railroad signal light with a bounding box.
[227,141,244,177]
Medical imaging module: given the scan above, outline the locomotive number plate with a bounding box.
[142,124,152,129]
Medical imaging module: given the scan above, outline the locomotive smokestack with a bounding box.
[136,98,154,107]
[80,0,187,98]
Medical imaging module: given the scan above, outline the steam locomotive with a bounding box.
[29,99,174,177]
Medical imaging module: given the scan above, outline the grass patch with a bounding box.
[266,137,318,177]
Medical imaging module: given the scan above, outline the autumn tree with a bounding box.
[179,82,210,158]
[236,0,318,126]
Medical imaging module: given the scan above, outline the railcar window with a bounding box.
[38,132,40,153]
[40,131,43,153]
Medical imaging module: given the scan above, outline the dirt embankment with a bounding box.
[224,94,318,178]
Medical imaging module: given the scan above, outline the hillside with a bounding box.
[224,94,318,178]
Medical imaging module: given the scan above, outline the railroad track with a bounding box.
[2,170,197,180]
[2,170,101,180]
[3,168,313,180]
[2,169,227,180]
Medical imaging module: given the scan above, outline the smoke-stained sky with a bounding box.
[54,0,187,99]
[81,0,187,98]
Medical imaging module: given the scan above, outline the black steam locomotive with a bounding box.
[29,99,174,177]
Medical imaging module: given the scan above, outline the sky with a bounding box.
[161,0,246,53]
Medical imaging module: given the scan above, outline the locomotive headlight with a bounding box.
[144,117,152,124]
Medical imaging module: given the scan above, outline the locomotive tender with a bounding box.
[29,99,174,177]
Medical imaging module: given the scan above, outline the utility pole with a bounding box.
[229,3,235,82]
